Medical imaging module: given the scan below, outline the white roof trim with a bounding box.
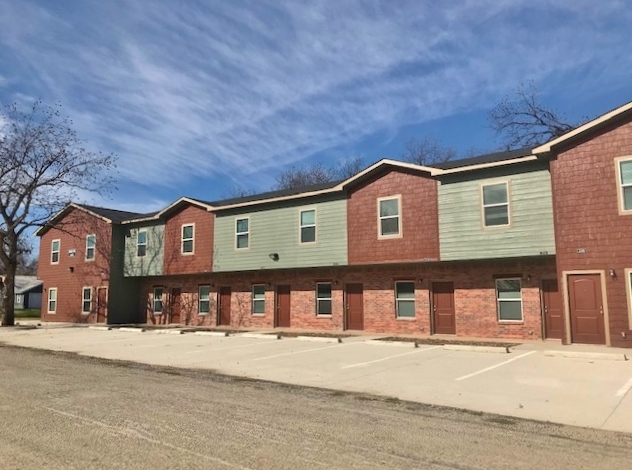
[121,197,215,224]
[533,101,632,154]
[437,155,539,175]
[34,203,112,236]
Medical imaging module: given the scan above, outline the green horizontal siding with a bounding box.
[123,223,164,277]
[213,196,347,272]
[439,164,555,260]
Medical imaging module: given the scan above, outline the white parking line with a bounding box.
[184,340,282,354]
[254,342,357,361]
[341,346,442,369]
[455,351,537,381]
[615,377,632,397]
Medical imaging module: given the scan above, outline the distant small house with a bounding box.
[0,276,43,310]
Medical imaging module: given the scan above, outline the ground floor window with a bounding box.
[496,278,522,321]
[395,281,415,318]
[198,285,210,314]
[81,287,92,314]
[316,283,332,315]
[153,287,164,314]
[47,288,57,313]
[252,285,265,314]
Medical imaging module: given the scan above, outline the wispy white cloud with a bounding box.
[1,0,631,203]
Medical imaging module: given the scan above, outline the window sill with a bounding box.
[396,316,416,321]
[498,320,524,325]
[316,314,332,318]
[252,313,266,317]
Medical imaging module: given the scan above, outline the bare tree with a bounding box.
[402,137,457,166]
[276,162,337,190]
[336,156,365,179]
[0,101,116,326]
[489,82,577,149]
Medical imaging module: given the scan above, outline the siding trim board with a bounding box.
[561,270,611,346]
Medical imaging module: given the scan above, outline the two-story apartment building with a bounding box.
[36,99,632,348]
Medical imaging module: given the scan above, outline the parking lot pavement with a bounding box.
[1,326,631,433]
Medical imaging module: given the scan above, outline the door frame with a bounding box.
[275,284,291,328]
[217,286,231,326]
[430,281,456,335]
[96,286,108,324]
[562,270,610,346]
[169,287,182,324]
[344,283,364,331]
[539,278,560,340]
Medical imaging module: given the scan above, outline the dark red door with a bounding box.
[432,282,455,335]
[170,288,181,324]
[542,279,563,340]
[96,287,107,324]
[218,287,231,326]
[345,284,364,330]
[276,285,291,327]
[568,274,605,345]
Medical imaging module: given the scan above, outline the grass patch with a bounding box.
[14,309,41,319]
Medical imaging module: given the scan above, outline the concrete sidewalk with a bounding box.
[1,324,631,434]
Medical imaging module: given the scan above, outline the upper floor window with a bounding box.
[137,230,147,257]
[482,182,510,227]
[51,239,60,264]
[85,235,96,261]
[316,283,332,316]
[395,281,415,318]
[181,224,194,254]
[198,285,210,314]
[252,285,265,314]
[300,209,316,244]
[378,196,401,238]
[236,218,249,249]
[82,287,92,314]
[153,287,164,314]
[618,159,632,212]
[496,278,522,321]
[47,288,57,313]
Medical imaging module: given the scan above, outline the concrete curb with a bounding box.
[194,331,229,337]
[443,344,511,354]
[296,336,342,343]
[543,350,628,361]
[365,340,417,348]
[151,329,185,335]
[239,333,281,339]
[118,327,145,333]
[88,326,111,331]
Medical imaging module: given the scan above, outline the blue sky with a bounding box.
[1,0,632,215]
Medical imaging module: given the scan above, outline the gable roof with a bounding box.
[35,203,152,236]
[430,147,534,170]
[13,275,43,294]
[533,100,632,154]
[121,197,214,224]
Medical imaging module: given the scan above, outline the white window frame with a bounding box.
[235,217,250,250]
[616,157,632,214]
[51,239,60,264]
[395,281,415,318]
[153,287,164,314]
[252,285,266,315]
[495,278,523,322]
[198,285,210,315]
[316,282,332,316]
[481,181,510,228]
[625,268,632,330]
[47,288,57,313]
[81,287,92,314]
[377,196,402,239]
[15,294,23,304]
[85,234,96,261]
[299,208,317,244]
[137,230,147,257]
[181,224,195,255]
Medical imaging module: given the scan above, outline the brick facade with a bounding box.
[550,116,632,347]
[163,204,214,275]
[347,169,440,264]
[139,257,555,340]
[38,208,112,323]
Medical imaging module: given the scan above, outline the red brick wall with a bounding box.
[550,117,632,347]
[347,169,440,264]
[163,205,214,275]
[38,208,112,323]
[139,258,555,340]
